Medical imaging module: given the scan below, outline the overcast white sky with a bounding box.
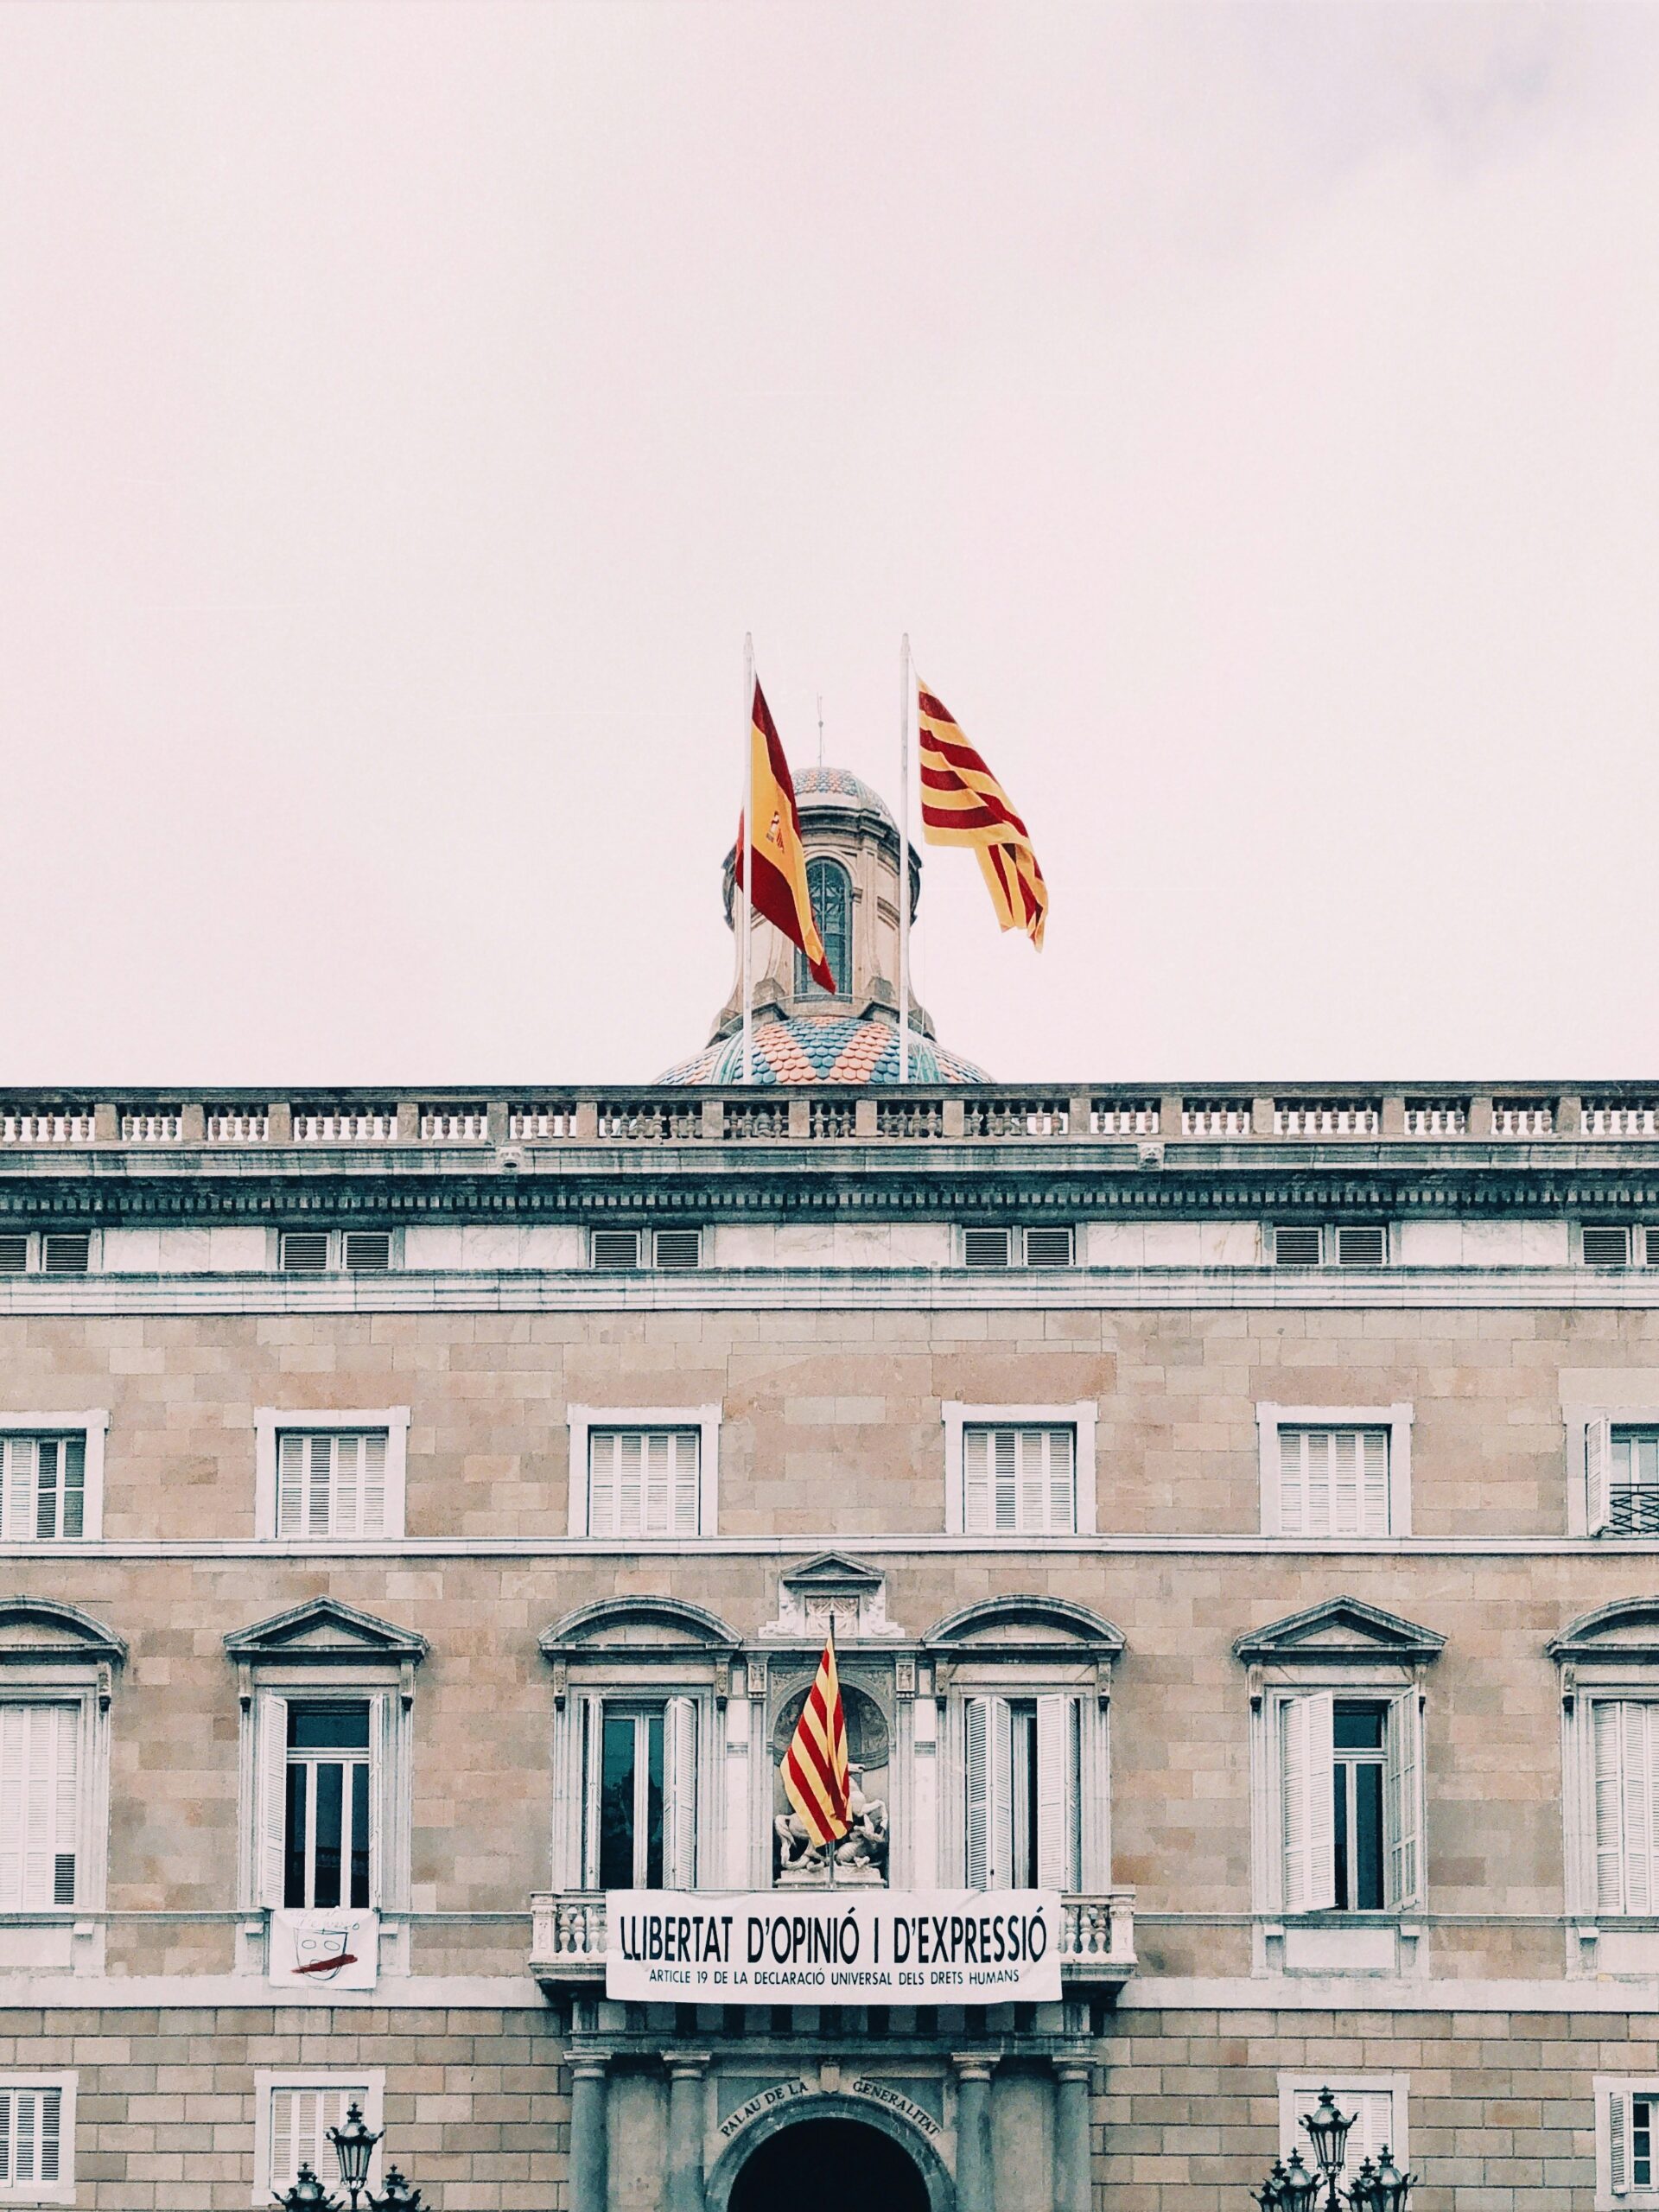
[4,3,1658,1087]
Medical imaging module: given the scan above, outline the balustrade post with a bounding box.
[952,2054,995,2212]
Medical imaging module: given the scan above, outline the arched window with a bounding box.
[797,858,850,998]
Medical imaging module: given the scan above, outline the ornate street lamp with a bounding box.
[369,2172,424,2211]
[273,2165,340,2211]
[327,2103,382,2211]
[1248,2088,1416,2211]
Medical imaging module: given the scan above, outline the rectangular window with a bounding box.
[963,1227,1012,1270]
[1586,1225,1634,1267]
[0,1705,78,1910]
[1335,1225,1387,1268]
[1277,1690,1420,1915]
[588,1428,701,1538]
[585,1698,696,1890]
[592,1227,642,1270]
[1274,1225,1323,1267]
[1280,2078,1404,2173]
[0,1437,86,1541]
[258,2076,382,2204]
[276,1432,388,1539]
[283,1702,372,1911]
[1276,1426,1391,1538]
[0,2080,70,2200]
[0,1238,26,1277]
[1020,1226,1075,1268]
[342,1230,390,1273]
[39,1235,88,1276]
[963,1694,1080,1890]
[652,1228,702,1271]
[963,1426,1077,1535]
[1595,1427,1659,1537]
[1599,2078,1659,2207]
[1592,1702,1659,1914]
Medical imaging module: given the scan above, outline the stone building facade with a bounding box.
[3,783,1659,2209]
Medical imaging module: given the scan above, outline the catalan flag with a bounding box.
[734,680,835,991]
[918,683,1049,949]
[782,1629,851,1849]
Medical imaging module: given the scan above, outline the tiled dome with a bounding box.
[659,1015,986,1087]
[792,765,896,828]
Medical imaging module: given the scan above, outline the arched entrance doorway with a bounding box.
[728,2116,930,2212]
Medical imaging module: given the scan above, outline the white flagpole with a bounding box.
[741,633,755,1084]
[899,633,912,1081]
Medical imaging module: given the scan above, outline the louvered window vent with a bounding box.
[280,1231,330,1275]
[1273,1226,1323,1267]
[652,1229,702,1271]
[1583,1225,1633,1268]
[591,1228,643,1271]
[343,1230,391,1273]
[41,1233,89,1275]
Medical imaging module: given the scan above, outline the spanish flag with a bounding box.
[782,1628,851,1849]
[734,681,835,991]
[918,683,1049,949]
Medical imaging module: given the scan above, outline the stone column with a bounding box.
[569,2051,611,2212]
[1052,2053,1093,2212]
[952,2055,995,2212]
[664,2051,710,2212]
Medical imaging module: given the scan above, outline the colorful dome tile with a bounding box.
[792,765,896,828]
[658,1016,986,1087]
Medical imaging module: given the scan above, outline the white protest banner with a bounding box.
[606,1890,1060,2005]
[268,1908,379,1991]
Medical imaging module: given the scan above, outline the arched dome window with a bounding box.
[797,857,850,999]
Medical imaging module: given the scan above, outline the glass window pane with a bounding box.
[284,1764,308,1909]
[600,1715,638,1891]
[1353,1763,1385,1910]
[351,1760,371,1908]
[645,1713,665,1890]
[289,1703,372,1749]
[1332,1760,1350,1909]
[313,1762,344,1908]
[1332,1702,1386,1750]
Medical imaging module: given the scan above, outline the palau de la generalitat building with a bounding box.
[8,772,1659,2211]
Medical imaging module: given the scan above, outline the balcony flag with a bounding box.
[917,679,1049,950]
[782,1625,852,1851]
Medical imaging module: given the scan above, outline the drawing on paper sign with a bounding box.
[268,1908,379,1991]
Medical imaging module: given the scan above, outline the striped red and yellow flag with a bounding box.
[781,1629,851,1848]
[918,683,1049,949]
[734,680,835,991]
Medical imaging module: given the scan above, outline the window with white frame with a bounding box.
[255,1410,409,1541]
[566,1408,720,1539]
[0,1706,79,1910]
[1257,1407,1412,1538]
[1599,2077,1659,2208]
[1587,1422,1659,1537]
[251,1690,398,1911]
[582,1697,698,1890]
[944,1403,1097,1536]
[1586,1703,1659,1914]
[0,2075,76,2205]
[963,1426,1076,1535]
[0,1419,106,1541]
[963,1692,1081,1890]
[1274,1689,1422,1914]
[1279,2076,1407,2175]
[254,2073,383,2207]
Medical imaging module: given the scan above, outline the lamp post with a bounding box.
[327,2104,381,2211]
[271,2102,427,2212]
[1249,2087,1418,2212]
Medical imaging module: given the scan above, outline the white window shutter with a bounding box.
[645,1433,670,1534]
[1588,1414,1614,1534]
[361,1433,387,1536]
[588,1433,617,1538]
[963,1430,989,1532]
[11,1704,76,1910]
[276,1433,305,1537]
[1018,1432,1044,1531]
[270,2088,296,2190]
[1624,1703,1656,1914]
[1281,1693,1336,1912]
[2,1437,34,1541]
[994,1432,1017,1530]
[1611,2087,1630,2197]
[580,1698,602,1887]
[617,1433,644,1535]
[1362,1431,1390,1535]
[258,1693,289,1907]
[663,1696,698,1887]
[1384,1690,1422,1910]
[0,1705,22,1908]
[35,2086,61,2183]
[370,1694,394,1909]
[965,1696,1013,1889]
[50,1704,77,1905]
[306,1434,334,1535]
[1048,1429,1076,1534]
[1596,1701,1630,1912]
[1332,1431,1359,1534]
[671,1432,700,1535]
[336,1434,361,1532]
[1278,1428,1306,1535]
[1034,1694,1077,1890]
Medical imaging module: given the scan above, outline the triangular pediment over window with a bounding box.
[1232,1596,1445,1668]
[223,1594,428,1665]
[925,1595,1125,1658]
[0,1595,126,1669]
[759,1554,901,1643]
[1548,1598,1659,1663]
[539,1596,741,1657]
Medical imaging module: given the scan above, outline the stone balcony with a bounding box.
[529,1888,1137,1992]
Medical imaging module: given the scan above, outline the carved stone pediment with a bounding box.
[1232,1596,1445,1669]
[924,1595,1124,1659]
[224,1595,428,1664]
[1548,1597,1659,1664]
[0,1596,126,1669]
[539,1596,741,1658]
[758,1554,902,1643]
